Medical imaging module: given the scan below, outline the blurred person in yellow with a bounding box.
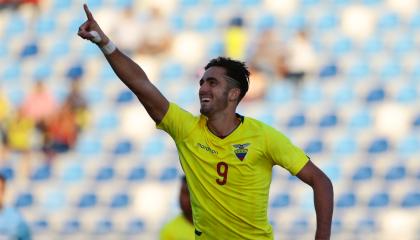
[0,174,31,239]
[0,89,10,161]
[160,176,194,240]
[225,16,247,60]
[3,107,35,180]
[78,4,333,239]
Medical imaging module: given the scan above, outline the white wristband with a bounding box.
[100,41,117,55]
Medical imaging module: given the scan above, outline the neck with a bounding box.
[206,112,240,138]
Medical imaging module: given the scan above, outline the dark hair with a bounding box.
[181,175,187,184]
[204,57,250,102]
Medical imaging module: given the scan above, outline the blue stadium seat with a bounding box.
[352,165,373,181]
[265,82,293,104]
[319,113,338,128]
[179,0,199,8]
[397,135,420,156]
[336,192,356,208]
[366,87,386,102]
[113,139,133,155]
[78,193,97,208]
[286,14,306,31]
[96,166,115,182]
[95,218,113,234]
[61,218,81,234]
[300,84,322,105]
[20,42,39,58]
[413,114,420,128]
[287,113,306,128]
[396,86,417,103]
[127,166,146,182]
[142,137,165,156]
[256,13,276,31]
[362,37,384,55]
[333,87,355,105]
[333,36,353,55]
[31,219,49,233]
[96,112,119,132]
[35,16,56,35]
[288,217,310,234]
[62,162,84,183]
[49,39,70,59]
[333,136,357,155]
[126,218,145,234]
[367,137,390,154]
[394,35,415,55]
[160,62,184,81]
[110,193,130,208]
[401,192,420,208]
[5,15,26,35]
[116,89,135,104]
[355,216,377,233]
[349,109,373,129]
[43,190,66,212]
[368,192,390,208]
[76,136,102,156]
[66,64,84,80]
[331,218,343,233]
[384,165,406,181]
[195,14,217,32]
[270,193,290,208]
[159,167,179,181]
[30,165,51,181]
[304,139,324,154]
[348,62,370,80]
[410,12,420,30]
[52,0,71,11]
[14,192,34,208]
[380,61,402,81]
[377,12,400,31]
[240,0,262,7]
[0,166,14,181]
[3,63,21,82]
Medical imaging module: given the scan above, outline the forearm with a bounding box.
[104,48,149,95]
[313,176,334,240]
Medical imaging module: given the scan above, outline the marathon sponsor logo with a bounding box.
[197,143,218,155]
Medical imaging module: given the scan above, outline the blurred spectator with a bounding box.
[42,102,78,162]
[243,64,268,102]
[21,80,57,129]
[0,0,39,10]
[160,176,194,240]
[111,5,142,55]
[283,30,318,85]
[0,174,31,240]
[224,16,247,60]
[3,107,35,179]
[248,28,286,76]
[0,89,10,161]
[137,7,173,56]
[64,80,89,132]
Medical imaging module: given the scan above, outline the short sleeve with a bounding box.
[157,102,198,142]
[265,126,309,175]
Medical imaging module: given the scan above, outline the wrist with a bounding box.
[100,40,116,55]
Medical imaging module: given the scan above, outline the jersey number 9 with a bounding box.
[216,161,228,185]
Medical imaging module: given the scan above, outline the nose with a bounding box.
[199,81,210,94]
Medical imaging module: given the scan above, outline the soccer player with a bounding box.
[78,4,333,239]
[160,176,194,240]
[0,174,31,239]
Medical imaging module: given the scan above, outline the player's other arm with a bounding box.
[296,160,333,240]
[77,4,169,123]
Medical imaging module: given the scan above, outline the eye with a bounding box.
[199,79,204,86]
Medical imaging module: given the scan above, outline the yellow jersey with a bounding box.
[157,103,309,240]
[160,214,195,240]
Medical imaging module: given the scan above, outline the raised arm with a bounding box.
[296,160,334,240]
[77,4,169,123]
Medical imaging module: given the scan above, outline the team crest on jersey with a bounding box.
[232,143,250,161]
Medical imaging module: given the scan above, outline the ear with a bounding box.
[228,88,241,102]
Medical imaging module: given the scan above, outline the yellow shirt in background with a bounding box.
[160,214,195,240]
[158,103,309,240]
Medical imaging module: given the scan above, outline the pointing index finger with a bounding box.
[83,3,94,20]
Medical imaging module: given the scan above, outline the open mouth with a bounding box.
[200,97,211,103]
